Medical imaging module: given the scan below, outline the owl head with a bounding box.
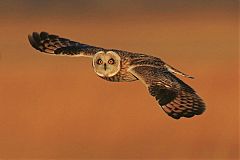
[93,51,121,77]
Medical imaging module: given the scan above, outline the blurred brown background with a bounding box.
[0,0,239,159]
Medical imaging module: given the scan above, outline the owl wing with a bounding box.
[129,65,205,119]
[28,32,104,57]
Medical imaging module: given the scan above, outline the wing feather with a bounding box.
[129,65,205,119]
[28,32,104,57]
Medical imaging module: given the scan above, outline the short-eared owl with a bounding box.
[28,32,205,119]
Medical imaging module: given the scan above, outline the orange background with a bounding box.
[0,0,239,159]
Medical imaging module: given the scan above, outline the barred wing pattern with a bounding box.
[130,66,205,119]
[28,32,103,57]
[28,31,206,119]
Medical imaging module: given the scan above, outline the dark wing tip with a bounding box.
[168,105,206,120]
[163,92,206,120]
[149,85,206,120]
[28,32,46,52]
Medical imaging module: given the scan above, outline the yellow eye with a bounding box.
[97,59,103,65]
[108,58,115,65]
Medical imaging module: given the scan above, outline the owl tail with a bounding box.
[164,64,194,79]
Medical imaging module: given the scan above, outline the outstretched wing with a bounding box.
[28,32,104,57]
[129,65,205,119]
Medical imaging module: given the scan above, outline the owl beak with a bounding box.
[104,63,107,70]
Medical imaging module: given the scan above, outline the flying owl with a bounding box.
[28,32,205,119]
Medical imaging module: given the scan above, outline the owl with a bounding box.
[28,32,205,119]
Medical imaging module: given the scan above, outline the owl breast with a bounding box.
[100,71,138,82]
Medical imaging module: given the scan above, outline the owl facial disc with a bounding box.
[93,51,121,77]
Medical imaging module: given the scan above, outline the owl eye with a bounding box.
[108,58,115,65]
[97,59,103,65]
